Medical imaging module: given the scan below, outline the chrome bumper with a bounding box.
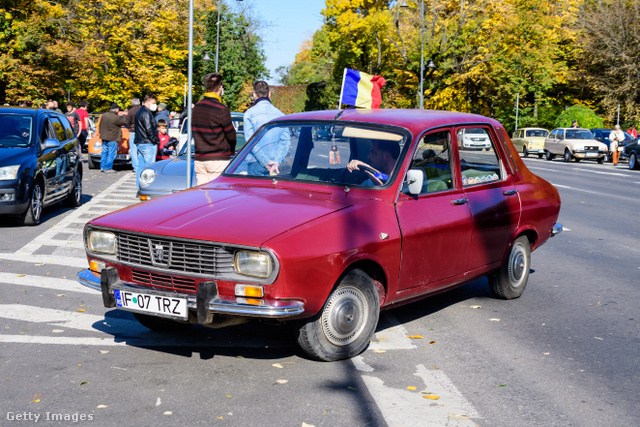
[77,268,304,320]
[551,223,563,236]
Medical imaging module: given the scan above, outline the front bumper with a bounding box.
[551,222,563,236]
[77,268,304,320]
[572,150,606,159]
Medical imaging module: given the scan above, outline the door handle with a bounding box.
[503,189,518,196]
[451,198,468,205]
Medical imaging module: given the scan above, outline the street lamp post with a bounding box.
[419,0,424,109]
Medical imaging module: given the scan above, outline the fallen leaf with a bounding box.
[80,382,89,385]
[406,386,417,390]
[589,301,601,306]
[217,416,223,420]
[99,350,109,354]
[275,379,288,385]
[272,363,283,369]
[163,411,173,415]
[407,335,423,339]
[433,366,439,369]
[16,274,25,277]
[543,352,550,355]
[489,318,501,322]
[32,394,42,403]
[56,294,65,297]
[347,386,357,390]
[77,309,86,312]
[226,395,231,398]
[35,264,45,267]
[78,364,81,367]
[378,337,387,340]
[301,423,315,427]
[429,341,436,344]
[469,305,481,309]
[372,349,386,354]
[494,384,508,388]
[423,395,440,400]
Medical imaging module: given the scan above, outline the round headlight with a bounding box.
[235,251,272,278]
[88,230,116,254]
[94,141,102,151]
[140,169,156,188]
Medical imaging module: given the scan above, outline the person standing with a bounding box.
[64,101,81,138]
[192,72,236,185]
[134,94,160,188]
[155,102,171,124]
[243,80,290,175]
[609,124,624,166]
[126,98,142,175]
[571,120,579,128]
[76,100,90,152]
[627,124,637,139]
[99,103,127,173]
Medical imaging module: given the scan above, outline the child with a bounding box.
[156,119,172,161]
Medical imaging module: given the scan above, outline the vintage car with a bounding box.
[511,127,549,158]
[0,107,83,225]
[77,109,562,361]
[622,139,640,169]
[87,114,131,169]
[544,128,607,163]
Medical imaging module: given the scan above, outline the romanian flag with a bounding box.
[339,68,386,109]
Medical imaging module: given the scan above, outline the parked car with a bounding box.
[458,127,492,150]
[0,107,83,225]
[590,128,635,162]
[622,139,640,169]
[512,128,549,158]
[86,114,131,169]
[544,128,607,163]
[77,109,562,361]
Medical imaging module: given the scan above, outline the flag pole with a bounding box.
[338,68,347,109]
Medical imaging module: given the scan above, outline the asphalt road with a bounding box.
[0,155,638,426]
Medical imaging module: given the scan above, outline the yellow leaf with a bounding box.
[272,363,283,369]
[97,405,107,409]
[77,309,86,312]
[16,274,25,277]
[423,395,440,400]
[489,318,501,322]
[372,349,386,354]
[163,411,173,415]
[407,335,423,339]
[406,386,417,390]
[429,341,436,344]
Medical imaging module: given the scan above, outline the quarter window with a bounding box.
[456,127,503,187]
[50,117,67,141]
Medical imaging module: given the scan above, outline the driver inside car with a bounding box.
[346,139,400,185]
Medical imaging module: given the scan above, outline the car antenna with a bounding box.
[334,110,346,120]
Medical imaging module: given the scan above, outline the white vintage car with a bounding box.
[544,128,607,163]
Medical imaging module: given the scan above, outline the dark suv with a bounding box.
[0,107,83,225]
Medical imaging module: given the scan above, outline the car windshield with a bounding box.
[226,122,408,187]
[526,129,548,138]
[0,114,33,147]
[565,129,593,140]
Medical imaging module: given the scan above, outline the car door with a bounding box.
[60,115,79,194]
[37,116,61,201]
[395,129,474,291]
[49,116,70,200]
[455,125,521,271]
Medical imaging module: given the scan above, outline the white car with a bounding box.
[458,127,492,150]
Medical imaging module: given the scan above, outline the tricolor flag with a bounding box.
[339,68,386,109]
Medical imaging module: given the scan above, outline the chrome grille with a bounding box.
[117,233,235,276]
[585,146,598,151]
[131,269,197,293]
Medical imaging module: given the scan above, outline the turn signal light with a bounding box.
[235,284,264,298]
[139,195,150,201]
[89,259,106,276]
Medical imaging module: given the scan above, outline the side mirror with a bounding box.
[44,138,60,149]
[406,169,424,195]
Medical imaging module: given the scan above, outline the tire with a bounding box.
[537,153,544,159]
[563,149,572,163]
[20,181,44,226]
[87,155,98,169]
[488,236,531,300]
[522,147,529,158]
[133,313,191,332]
[630,153,639,170]
[296,269,380,361]
[63,172,82,207]
[597,156,604,164]
[545,150,555,161]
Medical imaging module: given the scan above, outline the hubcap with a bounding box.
[508,244,526,287]
[631,155,636,169]
[32,185,43,221]
[321,286,368,346]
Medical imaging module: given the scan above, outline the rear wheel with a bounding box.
[20,182,43,226]
[545,150,555,161]
[296,269,380,361]
[564,149,572,163]
[63,173,82,207]
[522,147,529,158]
[488,236,531,300]
[133,313,191,332]
[630,153,639,170]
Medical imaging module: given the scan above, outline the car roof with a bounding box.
[519,127,548,131]
[0,107,40,116]
[271,109,503,135]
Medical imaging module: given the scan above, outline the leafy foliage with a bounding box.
[555,105,603,129]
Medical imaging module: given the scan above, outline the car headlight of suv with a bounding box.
[235,251,272,278]
[0,165,20,180]
[139,169,156,188]
[88,230,116,254]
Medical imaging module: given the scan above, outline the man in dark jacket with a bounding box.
[134,94,160,188]
[193,72,236,185]
[126,98,142,174]
[99,103,127,173]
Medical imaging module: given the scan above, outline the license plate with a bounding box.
[114,289,188,320]
[585,152,598,157]
[116,154,130,160]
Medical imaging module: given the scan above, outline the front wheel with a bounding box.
[597,156,604,164]
[488,236,531,300]
[522,147,529,158]
[630,153,639,170]
[20,182,44,226]
[564,149,572,163]
[296,269,380,361]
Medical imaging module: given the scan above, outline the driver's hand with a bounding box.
[347,160,366,172]
[266,161,280,176]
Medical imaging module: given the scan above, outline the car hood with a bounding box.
[91,185,352,247]
[565,139,607,148]
[0,147,32,168]
[156,156,193,176]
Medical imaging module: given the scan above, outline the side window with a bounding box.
[557,130,564,141]
[518,130,524,138]
[61,116,75,140]
[50,117,66,141]
[405,130,453,195]
[456,127,502,187]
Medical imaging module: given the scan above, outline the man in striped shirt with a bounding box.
[192,72,237,185]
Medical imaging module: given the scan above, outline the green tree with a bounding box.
[555,105,603,129]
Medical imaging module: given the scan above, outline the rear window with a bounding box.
[525,129,548,138]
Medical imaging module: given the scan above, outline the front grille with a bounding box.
[585,146,598,151]
[117,233,235,277]
[131,269,197,293]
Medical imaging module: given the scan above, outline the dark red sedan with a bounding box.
[77,109,562,361]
